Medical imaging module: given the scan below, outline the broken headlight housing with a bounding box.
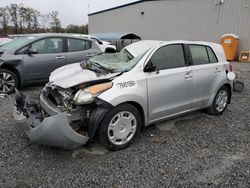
[73,82,113,105]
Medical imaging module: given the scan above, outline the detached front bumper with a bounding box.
[13,90,89,149]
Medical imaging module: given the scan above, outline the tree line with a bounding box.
[0,4,88,35]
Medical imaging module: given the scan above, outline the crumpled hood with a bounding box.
[49,62,120,88]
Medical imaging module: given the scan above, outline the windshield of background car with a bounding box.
[89,49,147,73]
[0,37,35,51]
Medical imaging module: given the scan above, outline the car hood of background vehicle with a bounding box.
[49,62,120,88]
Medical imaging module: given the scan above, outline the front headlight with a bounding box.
[73,82,113,105]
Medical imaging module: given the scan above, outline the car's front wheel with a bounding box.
[98,104,142,151]
[0,69,18,94]
[207,85,230,116]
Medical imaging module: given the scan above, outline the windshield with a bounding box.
[0,37,34,51]
[88,49,146,73]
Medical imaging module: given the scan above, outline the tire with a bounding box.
[105,48,116,53]
[0,68,18,94]
[233,81,244,92]
[207,85,230,116]
[98,104,142,151]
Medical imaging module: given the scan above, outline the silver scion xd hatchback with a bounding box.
[14,40,234,151]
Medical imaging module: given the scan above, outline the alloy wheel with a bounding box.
[215,90,228,112]
[0,72,16,93]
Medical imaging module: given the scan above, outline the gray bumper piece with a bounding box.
[14,109,89,149]
[14,89,89,149]
[14,89,90,149]
[26,113,89,149]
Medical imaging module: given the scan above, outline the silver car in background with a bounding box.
[0,34,102,94]
[14,40,234,151]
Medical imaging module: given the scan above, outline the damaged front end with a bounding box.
[13,83,113,149]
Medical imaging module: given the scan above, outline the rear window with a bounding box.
[67,38,91,52]
[206,47,218,63]
[189,45,210,65]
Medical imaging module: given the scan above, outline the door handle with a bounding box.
[214,68,221,73]
[87,53,94,58]
[185,69,192,79]
[185,74,193,79]
[56,55,65,59]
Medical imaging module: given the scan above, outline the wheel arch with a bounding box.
[88,100,146,142]
[0,64,22,87]
[122,101,146,128]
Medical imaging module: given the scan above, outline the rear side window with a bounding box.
[67,38,91,52]
[150,44,185,70]
[206,47,218,63]
[189,45,209,65]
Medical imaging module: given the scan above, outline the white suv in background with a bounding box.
[72,34,116,53]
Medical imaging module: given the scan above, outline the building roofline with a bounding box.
[88,0,148,16]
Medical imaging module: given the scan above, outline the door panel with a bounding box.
[23,37,66,82]
[65,38,94,64]
[147,67,193,121]
[65,49,94,64]
[23,53,66,82]
[189,45,224,108]
[146,44,193,122]
[191,63,221,108]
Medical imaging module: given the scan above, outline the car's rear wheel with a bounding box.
[207,85,230,116]
[98,104,142,151]
[0,69,18,94]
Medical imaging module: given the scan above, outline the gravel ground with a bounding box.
[0,62,250,187]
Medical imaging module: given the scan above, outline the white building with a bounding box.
[89,0,250,52]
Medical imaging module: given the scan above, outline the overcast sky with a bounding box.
[1,0,137,27]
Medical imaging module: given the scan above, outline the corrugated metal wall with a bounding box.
[89,0,250,52]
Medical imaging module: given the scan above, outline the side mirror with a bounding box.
[98,41,103,45]
[144,62,157,72]
[28,48,38,55]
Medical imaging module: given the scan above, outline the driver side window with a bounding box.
[31,38,63,54]
[150,44,185,70]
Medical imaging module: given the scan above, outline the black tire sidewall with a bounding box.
[98,104,142,151]
[0,69,18,94]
